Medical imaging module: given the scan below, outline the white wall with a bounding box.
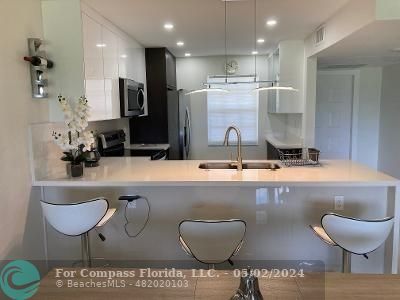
[378,63,400,179]
[305,0,376,57]
[356,67,382,168]
[0,0,48,260]
[315,67,382,168]
[176,55,269,160]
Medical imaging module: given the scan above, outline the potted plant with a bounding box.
[52,95,94,178]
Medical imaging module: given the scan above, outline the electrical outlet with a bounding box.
[334,196,344,210]
[128,200,137,209]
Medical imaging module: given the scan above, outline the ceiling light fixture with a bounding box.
[252,51,258,55]
[266,19,277,27]
[120,54,128,58]
[254,85,299,92]
[96,43,106,48]
[186,87,229,95]
[257,38,265,44]
[177,41,185,47]
[185,53,191,57]
[164,23,174,30]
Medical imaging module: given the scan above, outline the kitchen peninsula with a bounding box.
[32,158,400,274]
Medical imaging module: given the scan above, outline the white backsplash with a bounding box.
[266,113,303,143]
[29,118,130,181]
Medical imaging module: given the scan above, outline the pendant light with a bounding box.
[186,86,229,95]
[185,1,229,96]
[255,86,299,92]
[186,0,298,94]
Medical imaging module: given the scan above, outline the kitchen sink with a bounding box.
[198,162,281,170]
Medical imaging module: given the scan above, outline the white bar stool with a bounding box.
[310,213,394,273]
[41,198,116,267]
[179,219,246,268]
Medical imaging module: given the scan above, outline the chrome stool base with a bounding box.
[231,268,263,300]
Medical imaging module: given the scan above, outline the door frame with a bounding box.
[316,69,360,160]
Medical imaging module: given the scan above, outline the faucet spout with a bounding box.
[223,126,243,171]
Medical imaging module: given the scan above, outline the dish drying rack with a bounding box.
[278,148,320,167]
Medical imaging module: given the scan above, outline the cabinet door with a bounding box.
[82,13,106,121]
[102,26,120,119]
[102,27,118,79]
[82,13,103,80]
[277,42,303,113]
[118,37,128,78]
[126,39,143,81]
[165,49,176,88]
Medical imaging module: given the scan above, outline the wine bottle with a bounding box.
[24,56,54,68]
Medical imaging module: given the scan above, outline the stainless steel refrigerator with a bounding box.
[167,89,192,160]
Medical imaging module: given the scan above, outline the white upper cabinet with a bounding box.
[82,13,103,79]
[82,13,107,121]
[267,41,305,114]
[118,37,129,79]
[41,0,146,122]
[101,26,120,119]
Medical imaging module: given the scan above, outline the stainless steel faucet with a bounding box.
[223,126,243,171]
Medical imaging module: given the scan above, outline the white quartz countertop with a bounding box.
[265,135,302,149]
[32,158,399,187]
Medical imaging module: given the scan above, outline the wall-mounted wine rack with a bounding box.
[26,38,52,98]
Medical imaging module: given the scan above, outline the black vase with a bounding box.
[66,162,84,178]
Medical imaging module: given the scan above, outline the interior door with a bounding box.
[315,73,354,159]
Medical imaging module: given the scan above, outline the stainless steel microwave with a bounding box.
[119,78,147,117]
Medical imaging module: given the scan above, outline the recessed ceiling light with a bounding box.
[177,41,185,47]
[96,43,107,48]
[257,38,265,44]
[266,19,277,27]
[120,54,128,58]
[252,51,258,55]
[185,53,191,57]
[164,23,174,30]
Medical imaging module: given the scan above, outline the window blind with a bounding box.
[207,76,259,145]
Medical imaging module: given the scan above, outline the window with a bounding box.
[207,76,259,145]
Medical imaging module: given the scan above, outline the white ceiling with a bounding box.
[83,0,350,57]
[318,20,400,67]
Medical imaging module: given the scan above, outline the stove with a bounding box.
[98,130,168,160]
